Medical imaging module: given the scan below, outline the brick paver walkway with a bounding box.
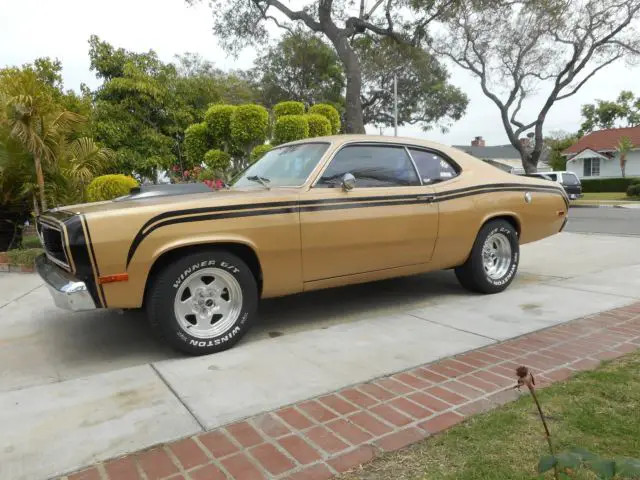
[63,302,640,480]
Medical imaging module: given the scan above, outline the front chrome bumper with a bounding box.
[35,254,96,311]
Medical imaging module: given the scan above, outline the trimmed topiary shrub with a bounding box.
[204,104,236,148]
[581,177,640,193]
[306,113,332,138]
[273,101,305,118]
[203,149,231,172]
[308,103,341,134]
[86,174,139,202]
[250,144,273,164]
[273,115,309,145]
[230,104,270,149]
[184,122,209,166]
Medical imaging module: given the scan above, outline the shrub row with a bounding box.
[581,177,640,193]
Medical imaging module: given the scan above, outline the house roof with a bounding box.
[562,126,640,155]
[451,144,521,160]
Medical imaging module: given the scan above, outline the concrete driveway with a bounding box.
[2,232,640,480]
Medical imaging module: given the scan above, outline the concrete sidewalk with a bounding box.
[1,232,640,480]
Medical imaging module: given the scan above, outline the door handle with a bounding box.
[416,195,436,203]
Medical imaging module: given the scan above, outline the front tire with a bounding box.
[454,219,519,294]
[147,250,258,355]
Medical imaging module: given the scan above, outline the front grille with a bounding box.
[38,221,70,270]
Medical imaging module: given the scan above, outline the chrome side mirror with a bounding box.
[341,173,356,191]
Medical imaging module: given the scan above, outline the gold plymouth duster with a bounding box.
[36,135,568,355]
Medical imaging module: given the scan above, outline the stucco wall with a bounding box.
[566,150,640,179]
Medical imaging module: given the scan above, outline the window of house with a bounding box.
[317,145,420,187]
[408,148,459,184]
[583,158,600,177]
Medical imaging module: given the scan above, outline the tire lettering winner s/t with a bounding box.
[147,250,258,355]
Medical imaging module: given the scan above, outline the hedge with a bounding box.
[184,122,209,166]
[203,149,231,172]
[273,101,305,118]
[250,144,273,164]
[273,115,309,145]
[86,174,139,202]
[306,113,332,138]
[308,104,341,134]
[581,177,640,193]
[204,104,236,147]
[230,104,270,148]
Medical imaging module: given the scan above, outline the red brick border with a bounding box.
[62,303,640,480]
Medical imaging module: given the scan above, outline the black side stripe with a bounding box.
[125,184,567,268]
[82,215,107,308]
[138,183,564,235]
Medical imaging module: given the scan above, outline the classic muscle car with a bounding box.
[35,135,569,355]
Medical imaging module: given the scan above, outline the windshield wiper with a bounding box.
[246,175,271,188]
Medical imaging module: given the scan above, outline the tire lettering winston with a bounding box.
[187,326,241,347]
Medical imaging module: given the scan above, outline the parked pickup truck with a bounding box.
[523,171,583,200]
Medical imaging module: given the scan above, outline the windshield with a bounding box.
[561,173,580,185]
[232,142,331,188]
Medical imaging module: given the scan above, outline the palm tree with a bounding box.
[616,136,634,178]
[1,71,83,212]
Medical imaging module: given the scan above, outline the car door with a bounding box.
[300,142,439,282]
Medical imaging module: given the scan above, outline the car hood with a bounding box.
[47,187,300,218]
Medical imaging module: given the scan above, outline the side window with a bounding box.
[408,149,458,184]
[317,145,420,188]
[546,173,558,181]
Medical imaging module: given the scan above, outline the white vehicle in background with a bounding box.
[523,171,583,200]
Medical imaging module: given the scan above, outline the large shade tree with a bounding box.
[432,0,640,173]
[254,29,468,132]
[190,0,461,133]
[253,29,345,108]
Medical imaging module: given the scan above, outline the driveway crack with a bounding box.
[149,363,207,432]
[405,313,499,342]
[0,284,44,310]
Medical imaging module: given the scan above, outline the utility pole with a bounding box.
[393,73,398,137]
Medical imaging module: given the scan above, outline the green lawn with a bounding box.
[340,352,640,480]
[579,192,638,202]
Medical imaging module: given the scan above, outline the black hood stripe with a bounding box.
[125,183,566,268]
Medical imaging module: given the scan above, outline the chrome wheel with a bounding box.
[481,232,512,280]
[173,268,243,339]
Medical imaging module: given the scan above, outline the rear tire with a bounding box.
[454,219,519,294]
[147,250,258,355]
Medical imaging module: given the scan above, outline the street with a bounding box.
[566,206,640,236]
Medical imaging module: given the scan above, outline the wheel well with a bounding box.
[484,214,521,237]
[142,243,263,307]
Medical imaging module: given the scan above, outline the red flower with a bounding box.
[183,170,190,178]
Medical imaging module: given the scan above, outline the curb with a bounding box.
[0,263,35,273]
[59,303,640,480]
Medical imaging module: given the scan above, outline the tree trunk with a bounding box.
[621,158,626,178]
[331,36,366,134]
[32,193,40,217]
[34,154,48,212]
[521,151,537,174]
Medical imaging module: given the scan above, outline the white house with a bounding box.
[453,136,551,175]
[562,126,640,179]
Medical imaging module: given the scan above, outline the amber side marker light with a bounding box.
[98,273,129,285]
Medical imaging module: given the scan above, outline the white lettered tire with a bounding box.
[454,219,520,294]
[147,250,258,355]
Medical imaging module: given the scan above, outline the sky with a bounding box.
[2,0,639,147]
